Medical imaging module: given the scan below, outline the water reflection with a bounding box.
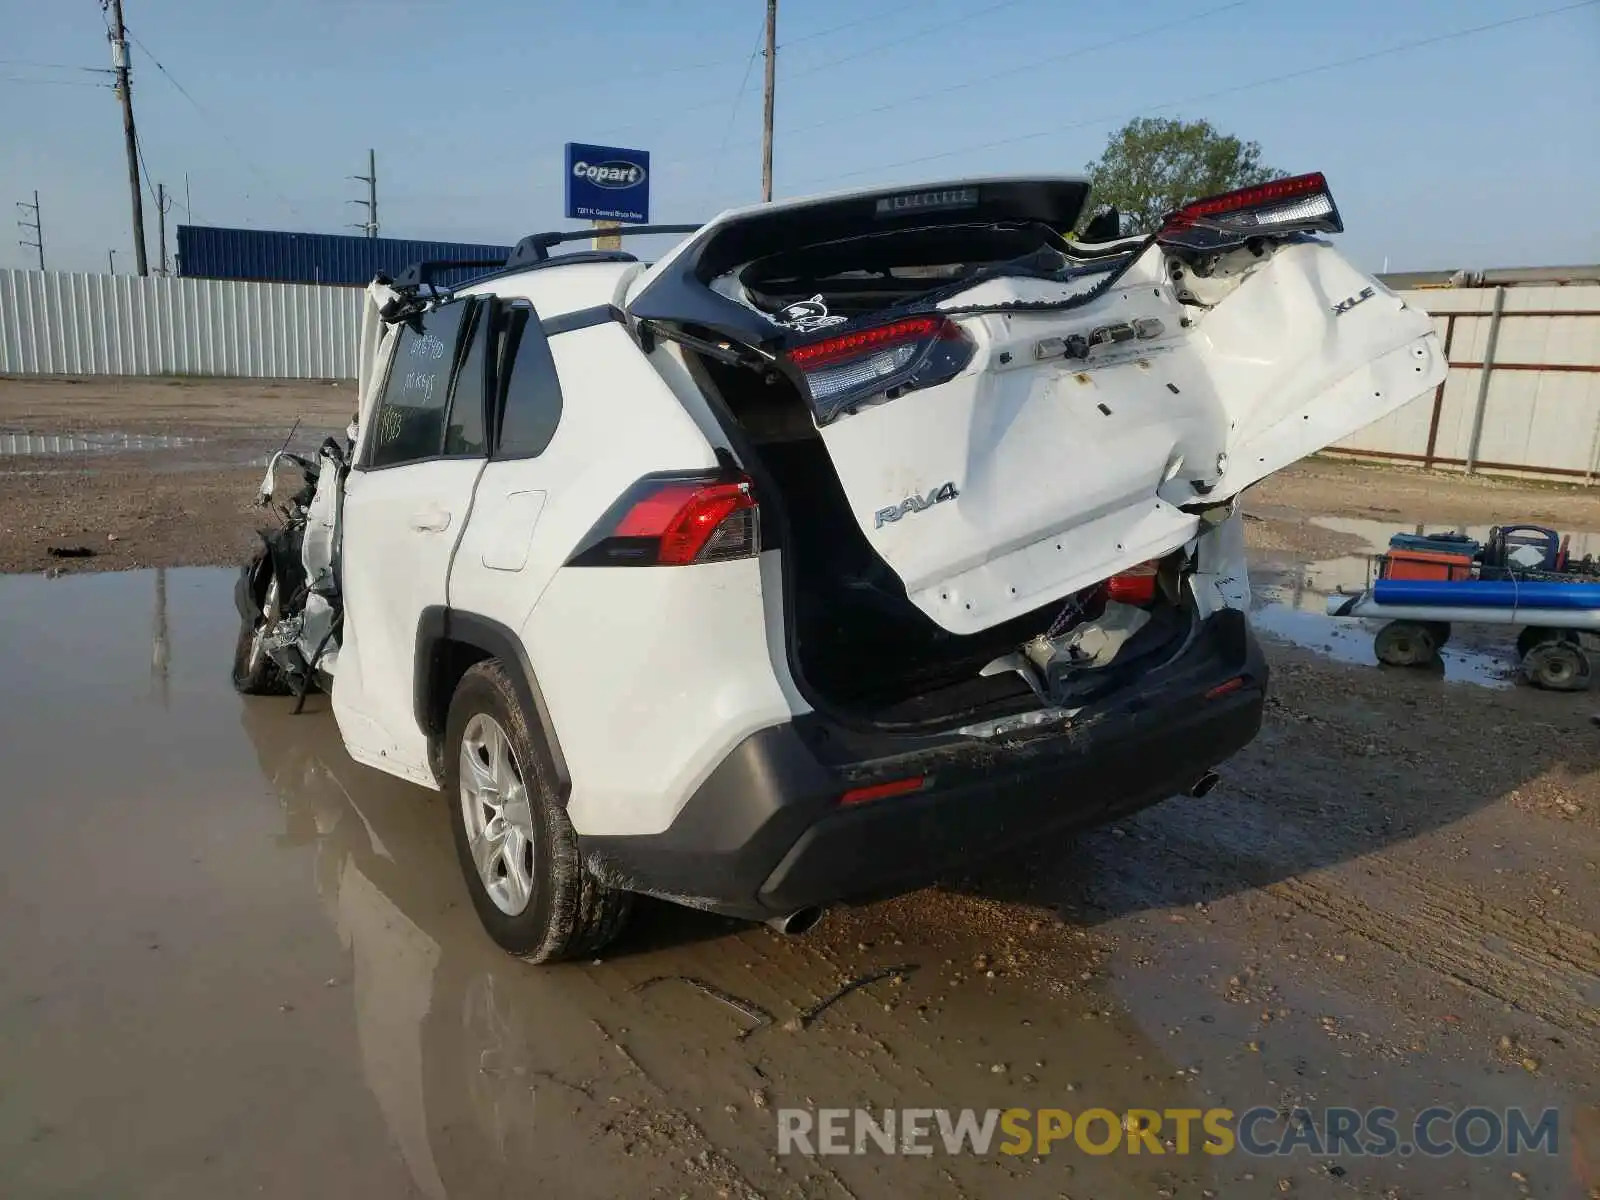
[0,430,203,456]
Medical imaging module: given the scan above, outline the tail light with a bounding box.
[567,473,759,567]
[1157,172,1342,252]
[1105,560,1160,605]
[784,315,975,425]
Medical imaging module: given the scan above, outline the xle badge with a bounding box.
[1333,286,1375,316]
[874,481,959,529]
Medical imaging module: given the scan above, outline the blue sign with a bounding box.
[564,142,650,224]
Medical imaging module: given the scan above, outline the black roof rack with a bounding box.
[390,223,702,296]
[389,258,507,289]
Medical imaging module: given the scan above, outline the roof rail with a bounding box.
[505,223,702,268]
[390,258,508,289]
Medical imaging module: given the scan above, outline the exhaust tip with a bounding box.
[767,907,824,936]
[1188,771,1221,799]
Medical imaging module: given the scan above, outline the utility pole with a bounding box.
[156,182,173,275]
[107,0,149,275]
[108,249,117,274]
[348,149,378,238]
[760,0,777,203]
[17,190,43,270]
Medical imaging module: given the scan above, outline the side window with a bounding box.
[493,304,564,459]
[444,303,488,456]
[365,301,470,469]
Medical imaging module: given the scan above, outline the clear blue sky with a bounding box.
[1,0,1596,274]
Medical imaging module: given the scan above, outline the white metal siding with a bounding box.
[1331,285,1600,481]
[0,269,362,379]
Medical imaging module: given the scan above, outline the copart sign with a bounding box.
[564,142,650,224]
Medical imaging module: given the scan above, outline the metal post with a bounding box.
[157,182,168,276]
[1463,286,1506,476]
[108,249,117,274]
[17,189,44,270]
[760,0,777,202]
[109,0,149,275]
[591,219,621,251]
[348,149,378,237]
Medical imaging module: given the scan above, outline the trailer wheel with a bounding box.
[1426,621,1451,649]
[1515,625,1574,659]
[1521,640,1590,692]
[1374,621,1440,668]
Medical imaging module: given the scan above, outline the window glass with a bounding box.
[366,302,469,468]
[444,303,487,456]
[494,305,564,459]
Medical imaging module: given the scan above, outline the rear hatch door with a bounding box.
[627,178,1443,635]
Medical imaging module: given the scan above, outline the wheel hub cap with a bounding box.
[459,714,536,916]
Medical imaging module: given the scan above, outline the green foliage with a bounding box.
[1083,117,1287,235]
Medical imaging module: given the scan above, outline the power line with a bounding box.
[122,28,304,218]
[779,1,929,49]
[698,16,768,213]
[0,76,113,88]
[785,0,1253,140]
[578,0,1032,145]
[656,0,1254,174]
[0,59,113,72]
[783,0,1034,81]
[796,0,1600,188]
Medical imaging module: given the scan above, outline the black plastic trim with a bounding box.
[580,609,1267,919]
[541,304,623,337]
[414,607,571,804]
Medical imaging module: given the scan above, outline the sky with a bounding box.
[1,0,1596,275]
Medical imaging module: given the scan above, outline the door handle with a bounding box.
[410,507,452,533]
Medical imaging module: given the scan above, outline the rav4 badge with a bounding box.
[874,481,959,529]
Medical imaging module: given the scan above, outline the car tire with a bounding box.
[444,659,631,963]
[231,563,291,695]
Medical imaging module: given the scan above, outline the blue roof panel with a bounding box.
[175,225,512,287]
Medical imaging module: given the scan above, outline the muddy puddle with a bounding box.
[1250,516,1600,688]
[1,568,1591,1199]
[1,430,207,456]
[0,426,340,472]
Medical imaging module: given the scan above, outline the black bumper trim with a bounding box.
[580,608,1266,920]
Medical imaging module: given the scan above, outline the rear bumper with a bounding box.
[581,608,1266,921]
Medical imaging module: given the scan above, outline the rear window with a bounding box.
[368,302,470,468]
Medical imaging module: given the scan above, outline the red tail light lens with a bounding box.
[568,474,759,567]
[1105,560,1160,605]
[1158,171,1342,251]
[784,315,975,425]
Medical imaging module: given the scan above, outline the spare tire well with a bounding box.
[413,607,571,803]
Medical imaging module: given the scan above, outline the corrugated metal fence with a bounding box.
[1329,285,1600,480]
[0,269,361,379]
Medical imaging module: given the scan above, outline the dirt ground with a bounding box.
[3,376,1598,1198]
[0,376,352,574]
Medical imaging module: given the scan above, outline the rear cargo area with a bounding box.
[688,353,1196,729]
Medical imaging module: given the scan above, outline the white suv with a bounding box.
[232,174,1444,962]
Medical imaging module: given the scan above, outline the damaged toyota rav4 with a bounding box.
[232,174,1444,962]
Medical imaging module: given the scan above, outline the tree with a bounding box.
[1083,117,1286,235]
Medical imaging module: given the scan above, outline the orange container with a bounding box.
[1379,549,1475,582]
